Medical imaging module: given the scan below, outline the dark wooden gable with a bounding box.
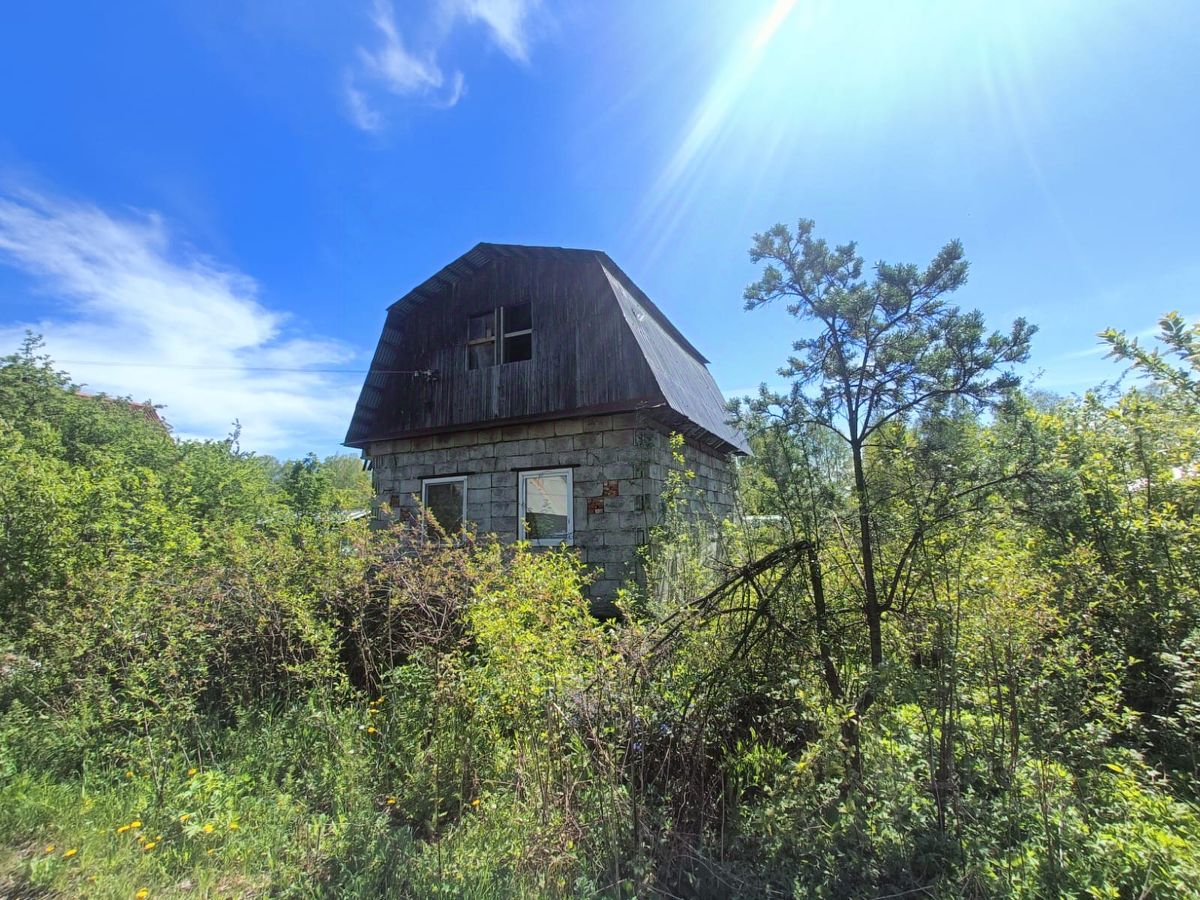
[346,243,748,454]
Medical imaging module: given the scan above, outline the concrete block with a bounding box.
[572,432,604,450]
[602,430,635,449]
[554,419,584,435]
[500,424,531,442]
[583,415,613,433]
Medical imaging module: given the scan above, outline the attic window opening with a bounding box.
[467,311,496,370]
[467,304,532,370]
[502,303,532,363]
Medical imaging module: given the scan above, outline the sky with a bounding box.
[1,0,1197,458]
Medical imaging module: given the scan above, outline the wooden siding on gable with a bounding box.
[368,254,662,440]
[346,243,749,454]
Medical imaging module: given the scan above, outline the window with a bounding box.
[467,311,496,370]
[466,303,532,369]
[422,476,466,534]
[519,468,573,546]
[502,303,533,363]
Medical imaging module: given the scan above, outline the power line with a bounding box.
[56,359,436,376]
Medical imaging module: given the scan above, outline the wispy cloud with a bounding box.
[452,0,542,63]
[343,0,541,130]
[0,187,362,456]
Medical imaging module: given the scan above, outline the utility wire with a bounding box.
[56,359,435,376]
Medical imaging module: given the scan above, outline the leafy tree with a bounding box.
[739,219,1035,719]
[321,453,374,511]
[1102,310,1200,397]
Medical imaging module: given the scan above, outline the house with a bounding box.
[76,391,169,429]
[345,243,748,600]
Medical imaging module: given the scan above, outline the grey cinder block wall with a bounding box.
[367,410,737,599]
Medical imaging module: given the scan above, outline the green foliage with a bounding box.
[3,300,1200,900]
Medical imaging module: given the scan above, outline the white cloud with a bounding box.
[0,188,363,457]
[343,0,540,130]
[449,0,542,63]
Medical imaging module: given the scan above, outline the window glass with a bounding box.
[468,311,496,342]
[503,332,532,363]
[467,341,494,370]
[467,311,496,370]
[522,470,572,543]
[423,479,465,534]
[504,303,532,333]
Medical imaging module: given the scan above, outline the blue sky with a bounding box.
[1,1,1197,457]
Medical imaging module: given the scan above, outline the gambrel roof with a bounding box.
[346,243,749,455]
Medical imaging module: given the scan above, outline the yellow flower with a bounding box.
[471,798,480,808]
[179,814,190,823]
[130,820,142,829]
[386,797,397,805]
[117,825,131,834]
[143,842,156,851]
[228,822,238,831]
[202,823,214,834]
[366,726,377,734]
[62,848,78,858]
[125,771,134,779]
[376,697,384,704]
[136,890,150,899]
[368,708,379,715]
[44,844,55,854]
[187,767,198,776]
[206,848,215,855]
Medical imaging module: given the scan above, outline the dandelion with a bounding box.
[228,822,239,831]
[117,825,131,834]
[187,767,197,776]
[63,848,78,859]
[179,814,190,823]
[143,842,157,851]
[202,823,214,834]
[125,771,134,779]
[471,798,480,808]
[130,820,142,829]
[386,797,397,805]
[44,844,55,854]
[136,889,150,899]
[367,726,377,734]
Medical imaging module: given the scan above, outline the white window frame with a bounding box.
[421,475,467,534]
[518,467,574,546]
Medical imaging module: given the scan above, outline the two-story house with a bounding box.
[345,243,748,599]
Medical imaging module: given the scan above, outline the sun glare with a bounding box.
[752,0,798,51]
[639,0,802,250]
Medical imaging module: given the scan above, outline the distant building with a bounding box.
[346,243,748,600]
[76,391,168,429]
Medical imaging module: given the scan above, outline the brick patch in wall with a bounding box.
[603,480,620,497]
